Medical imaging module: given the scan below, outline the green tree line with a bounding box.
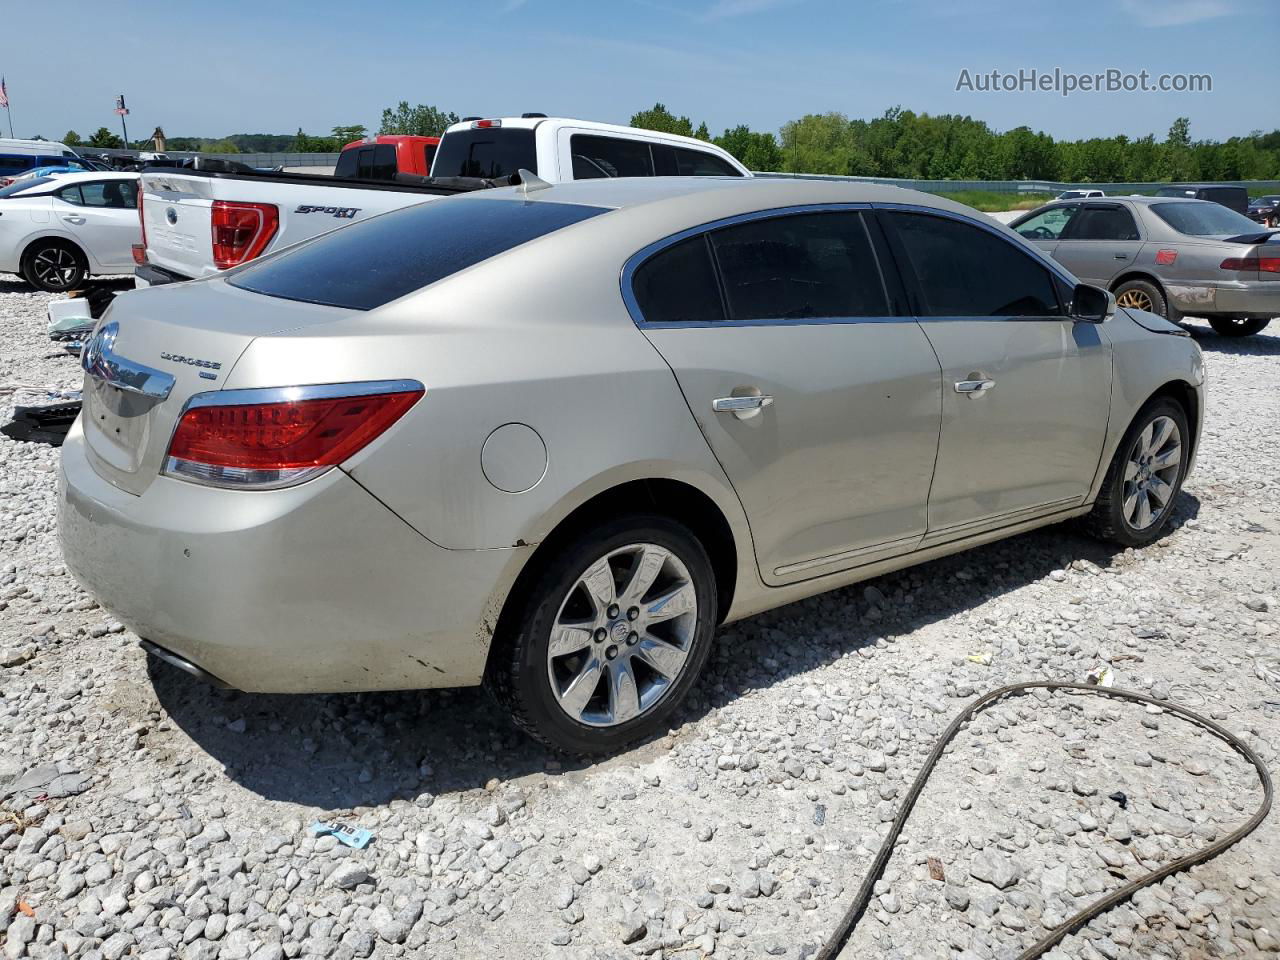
[62,102,1280,182]
[631,103,1280,182]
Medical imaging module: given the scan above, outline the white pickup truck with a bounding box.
[134,117,749,287]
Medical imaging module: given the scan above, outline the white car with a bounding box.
[0,172,140,292]
[1056,189,1106,200]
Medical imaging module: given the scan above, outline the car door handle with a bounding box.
[954,379,995,396]
[1113,253,1128,260]
[712,394,774,419]
[62,215,86,225]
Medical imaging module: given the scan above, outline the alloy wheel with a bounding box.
[31,247,80,290]
[1115,289,1153,312]
[546,543,698,728]
[1122,415,1181,530]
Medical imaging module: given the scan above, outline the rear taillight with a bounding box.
[163,381,423,489]
[211,200,279,270]
[137,187,147,255]
[1220,256,1280,273]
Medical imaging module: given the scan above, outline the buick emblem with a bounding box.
[165,207,178,225]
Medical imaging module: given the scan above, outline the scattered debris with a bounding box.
[0,763,92,804]
[927,857,946,882]
[310,820,373,849]
[1086,664,1115,687]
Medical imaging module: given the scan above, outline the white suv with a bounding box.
[431,115,750,181]
[0,172,140,291]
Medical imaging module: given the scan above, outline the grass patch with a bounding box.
[932,190,1055,212]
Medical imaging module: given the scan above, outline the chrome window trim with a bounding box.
[621,201,1082,329]
[81,320,176,401]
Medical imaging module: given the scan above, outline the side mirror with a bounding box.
[1071,283,1115,323]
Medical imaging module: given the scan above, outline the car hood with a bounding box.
[1121,307,1188,336]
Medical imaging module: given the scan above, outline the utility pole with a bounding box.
[114,94,130,149]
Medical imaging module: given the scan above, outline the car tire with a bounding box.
[486,514,717,755]
[21,240,88,293]
[1208,316,1270,338]
[1084,397,1189,548]
[1113,278,1167,318]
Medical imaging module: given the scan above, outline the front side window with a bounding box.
[229,197,608,310]
[569,135,653,179]
[886,211,1061,317]
[632,236,725,324]
[1015,204,1080,240]
[1065,206,1140,241]
[710,211,890,321]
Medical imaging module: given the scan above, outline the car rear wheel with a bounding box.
[1084,397,1189,548]
[1113,278,1167,318]
[22,240,88,293]
[486,514,717,755]
[1208,316,1270,337]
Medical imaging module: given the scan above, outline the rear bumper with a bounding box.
[1166,281,1280,318]
[134,262,192,288]
[58,419,528,693]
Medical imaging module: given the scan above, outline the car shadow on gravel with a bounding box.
[149,492,1201,812]
[1186,325,1280,356]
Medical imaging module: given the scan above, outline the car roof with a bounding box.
[1157,184,1244,190]
[442,116,718,152]
[446,175,1000,225]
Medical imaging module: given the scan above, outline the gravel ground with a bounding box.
[1,279,1278,960]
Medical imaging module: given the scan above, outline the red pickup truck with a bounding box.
[335,135,439,179]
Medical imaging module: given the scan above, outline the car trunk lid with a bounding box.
[80,280,356,496]
[139,171,221,280]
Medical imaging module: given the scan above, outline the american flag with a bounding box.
[0,77,9,110]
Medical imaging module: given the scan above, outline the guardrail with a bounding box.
[755,173,1280,194]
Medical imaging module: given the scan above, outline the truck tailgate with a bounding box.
[140,172,218,280]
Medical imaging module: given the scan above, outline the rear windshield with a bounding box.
[1151,202,1261,237]
[228,197,608,310]
[0,177,54,198]
[431,129,537,179]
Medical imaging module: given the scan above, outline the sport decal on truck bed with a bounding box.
[294,205,361,219]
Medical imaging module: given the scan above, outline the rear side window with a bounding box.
[1065,206,1140,241]
[632,236,725,324]
[886,212,1060,317]
[710,212,890,320]
[229,198,608,310]
[424,142,437,171]
[56,185,84,205]
[432,128,537,179]
[675,147,741,176]
[369,145,397,180]
[334,147,361,178]
[0,154,35,176]
[570,135,653,178]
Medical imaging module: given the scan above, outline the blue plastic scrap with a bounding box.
[309,820,373,849]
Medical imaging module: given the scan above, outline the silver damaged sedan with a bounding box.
[59,178,1206,753]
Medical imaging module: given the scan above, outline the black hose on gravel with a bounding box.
[815,681,1274,960]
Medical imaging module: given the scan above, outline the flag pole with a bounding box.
[4,104,12,139]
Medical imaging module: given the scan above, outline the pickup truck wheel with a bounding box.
[1113,279,1167,318]
[486,514,716,755]
[1084,397,1189,548]
[1208,316,1270,337]
[22,240,88,293]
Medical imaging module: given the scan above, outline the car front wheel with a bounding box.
[22,240,88,292]
[486,515,717,755]
[1208,316,1270,337]
[1084,397,1189,548]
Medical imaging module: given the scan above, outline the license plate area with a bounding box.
[83,376,157,475]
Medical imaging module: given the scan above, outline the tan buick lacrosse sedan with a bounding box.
[59,177,1205,753]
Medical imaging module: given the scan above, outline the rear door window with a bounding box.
[709,211,890,321]
[432,128,537,179]
[370,144,398,180]
[631,236,725,324]
[229,198,608,310]
[885,211,1061,317]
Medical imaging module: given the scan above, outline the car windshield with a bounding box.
[1151,201,1264,236]
[0,177,53,198]
[229,197,609,310]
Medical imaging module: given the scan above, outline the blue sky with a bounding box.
[1,0,1271,143]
